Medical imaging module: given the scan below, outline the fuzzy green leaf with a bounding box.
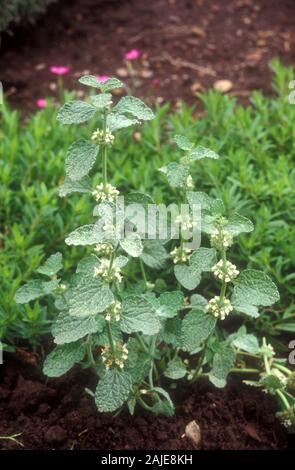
[95,369,132,412]
[90,93,112,109]
[107,113,139,132]
[164,358,187,380]
[43,342,85,377]
[68,277,114,317]
[232,269,280,317]
[52,311,104,344]
[174,134,193,151]
[114,96,154,121]
[190,146,219,161]
[65,224,103,246]
[65,139,98,181]
[59,176,92,197]
[37,252,63,277]
[14,279,59,303]
[57,101,96,124]
[140,240,168,269]
[119,235,143,257]
[160,317,182,348]
[78,75,103,88]
[100,77,124,92]
[174,265,201,290]
[189,247,216,272]
[149,291,184,319]
[209,348,236,388]
[226,213,254,236]
[159,162,189,188]
[232,334,260,354]
[121,295,160,335]
[181,310,216,353]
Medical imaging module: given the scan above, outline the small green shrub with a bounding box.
[14,75,295,429]
[0,0,55,34]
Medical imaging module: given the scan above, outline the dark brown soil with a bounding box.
[0,0,295,112]
[0,356,292,450]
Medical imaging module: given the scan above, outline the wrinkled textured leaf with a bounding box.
[121,295,160,335]
[57,101,96,124]
[14,279,59,303]
[43,342,85,377]
[232,269,279,317]
[140,240,168,269]
[164,358,187,380]
[226,213,254,236]
[159,162,189,188]
[52,311,104,344]
[232,334,260,354]
[114,96,154,121]
[95,369,132,412]
[90,93,112,108]
[107,113,139,132]
[59,176,92,197]
[189,247,216,272]
[209,348,236,388]
[68,277,114,317]
[181,310,216,353]
[120,236,143,257]
[65,224,103,246]
[66,139,98,181]
[174,265,201,291]
[37,252,63,277]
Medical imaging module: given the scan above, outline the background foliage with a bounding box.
[0,60,294,350]
[0,0,55,34]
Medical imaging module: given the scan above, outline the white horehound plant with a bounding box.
[14,76,294,428]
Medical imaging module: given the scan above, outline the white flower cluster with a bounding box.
[94,242,114,257]
[174,214,195,231]
[101,342,128,370]
[92,183,119,203]
[170,246,192,264]
[94,258,122,283]
[185,175,194,189]
[212,260,239,283]
[206,296,233,320]
[210,229,233,250]
[105,300,121,322]
[91,127,114,146]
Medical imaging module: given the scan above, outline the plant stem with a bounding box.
[86,334,96,369]
[276,389,291,410]
[273,363,292,376]
[220,248,227,301]
[102,109,108,190]
[135,333,149,354]
[149,335,157,389]
[0,433,23,447]
[231,368,260,373]
[139,258,148,287]
[138,396,153,411]
[106,321,115,356]
[262,337,271,375]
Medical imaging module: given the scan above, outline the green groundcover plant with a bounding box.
[15,75,295,430]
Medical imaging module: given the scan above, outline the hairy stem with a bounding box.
[86,334,96,370]
[102,109,108,190]
[139,258,148,288]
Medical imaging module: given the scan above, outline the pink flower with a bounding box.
[50,66,70,75]
[96,75,109,83]
[124,49,141,61]
[36,98,47,108]
[151,79,160,88]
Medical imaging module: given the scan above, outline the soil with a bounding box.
[0,356,293,450]
[0,0,295,112]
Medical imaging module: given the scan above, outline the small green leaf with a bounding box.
[140,240,168,269]
[78,75,103,88]
[57,101,96,124]
[37,252,63,277]
[114,96,154,121]
[90,93,112,109]
[232,334,260,354]
[189,247,216,272]
[43,342,85,377]
[174,134,193,151]
[209,347,236,388]
[225,213,254,236]
[190,294,208,310]
[68,276,114,317]
[119,235,143,257]
[100,77,124,92]
[121,295,160,335]
[174,265,200,290]
[181,310,216,353]
[159,162,189,188]
[164,358,187,380]
[260,374,284,392]
[190,146,219,161]
[59,176,92,197]
[232,269,280,317]
[157,291,184,319]
[160,317,182,348]
[65,224,103,246]
[14,279,59,303]
[52,311,104,344]
[95,369,132,412]
[66,139,98,181]
[107,113,139,132]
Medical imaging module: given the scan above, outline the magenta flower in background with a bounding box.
[50,66,70,75]
[96,75,109,83]
[36,98,47,108]
[124,49,141,61]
